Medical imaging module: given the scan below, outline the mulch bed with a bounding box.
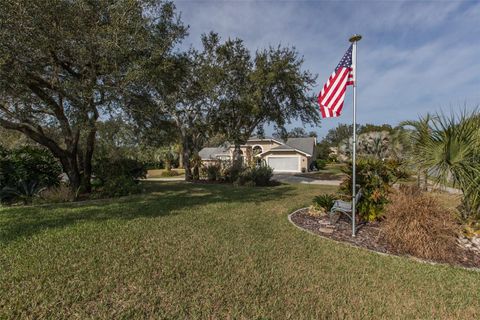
[290,208,480,269]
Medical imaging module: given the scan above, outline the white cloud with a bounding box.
[174,0,480,137]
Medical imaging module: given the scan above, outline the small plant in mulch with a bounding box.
[313,194,336,212]
[307,205,326,217]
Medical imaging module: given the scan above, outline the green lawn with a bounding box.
[1,182,479,318]
[296,163,347,180]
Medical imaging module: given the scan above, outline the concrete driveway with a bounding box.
[273,173,341,186]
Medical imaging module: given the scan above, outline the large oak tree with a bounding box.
[210,36,320,167]
[0,0,185,193]
[126,34,222,181]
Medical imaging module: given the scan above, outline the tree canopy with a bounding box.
[210,36,320,146]
[0,0,186,192]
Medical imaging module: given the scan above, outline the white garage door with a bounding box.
[268,157,299,172]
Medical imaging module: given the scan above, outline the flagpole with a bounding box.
[349,34,362,237]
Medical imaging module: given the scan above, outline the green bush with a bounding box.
[316,159,327,170]
[222,164,243,183]
[160,170,181,177]
[0,181,45,204]
[95,176,143,198]
[340,157,408,221]
[251,165,273,186]
[93,157,146,183]
[0,146,61,190]
[93,157,146,198]
[313,194,336,212]
[236,165,273,187]
[202,163,222,181]
[0,146,61,204]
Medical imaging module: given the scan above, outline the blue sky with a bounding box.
[174,0,480,138]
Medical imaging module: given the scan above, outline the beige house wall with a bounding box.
[224,139,283,165]
[201,138,314,172]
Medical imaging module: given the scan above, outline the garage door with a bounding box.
[267,157,299,172]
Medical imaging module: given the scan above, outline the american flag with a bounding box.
[318,45,354,118]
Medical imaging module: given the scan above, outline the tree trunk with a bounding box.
[178,147,184,169]
[0,120,95,197]
[81,126,96,193]
[56,152,82,196]
[165,160,172,171]
[232,144,242,169]
[193,164,199,180]
[182,136,193,181]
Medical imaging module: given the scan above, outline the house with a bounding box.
[199,136,317,173]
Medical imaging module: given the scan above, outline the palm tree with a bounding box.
[404,110,480,219]
[155,146,179,171]
[388,126,411,161]
[400,114,434,190]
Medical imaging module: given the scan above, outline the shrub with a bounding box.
[93,157,146,198]
[93,157,146,184]
[202,163,222,181]
[0,180,45,204]
[316,159,327,170]
[381,186,460,263]
[0,146,61,190]
[251,165,273,186]
[340,157,408,221]
[313,194,336,212]
[95,176,143,198]
[0,146,61,204]
[39,184,75,203]
[232,165,273,187]
[160,170,181,177]
[222,164,243,183]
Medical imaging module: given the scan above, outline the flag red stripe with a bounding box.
[331,86,347,115]
[318,46,354,118]
[321,68,348,107]
[323,68,349,108]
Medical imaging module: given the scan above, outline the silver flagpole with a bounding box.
[349,34,362,237]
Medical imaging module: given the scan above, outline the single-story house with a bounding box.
[199,136,317,173]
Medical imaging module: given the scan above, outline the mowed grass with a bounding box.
[0,182,479,319]
[296,163,346,180]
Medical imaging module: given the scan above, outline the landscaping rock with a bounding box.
[291,208,480,269]
[319,227,335,234]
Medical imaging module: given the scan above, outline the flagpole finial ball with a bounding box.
[349,34,362,43]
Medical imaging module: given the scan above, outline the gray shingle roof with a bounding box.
[198,146,230,160]
[284,137,315,155]
[270,144,295,151]
[198,137,316,160]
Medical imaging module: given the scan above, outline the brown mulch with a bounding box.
[290,208,480,269]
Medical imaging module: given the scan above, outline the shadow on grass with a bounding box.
[0,181,296,244]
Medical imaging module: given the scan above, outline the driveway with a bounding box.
[273,173,341,186]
